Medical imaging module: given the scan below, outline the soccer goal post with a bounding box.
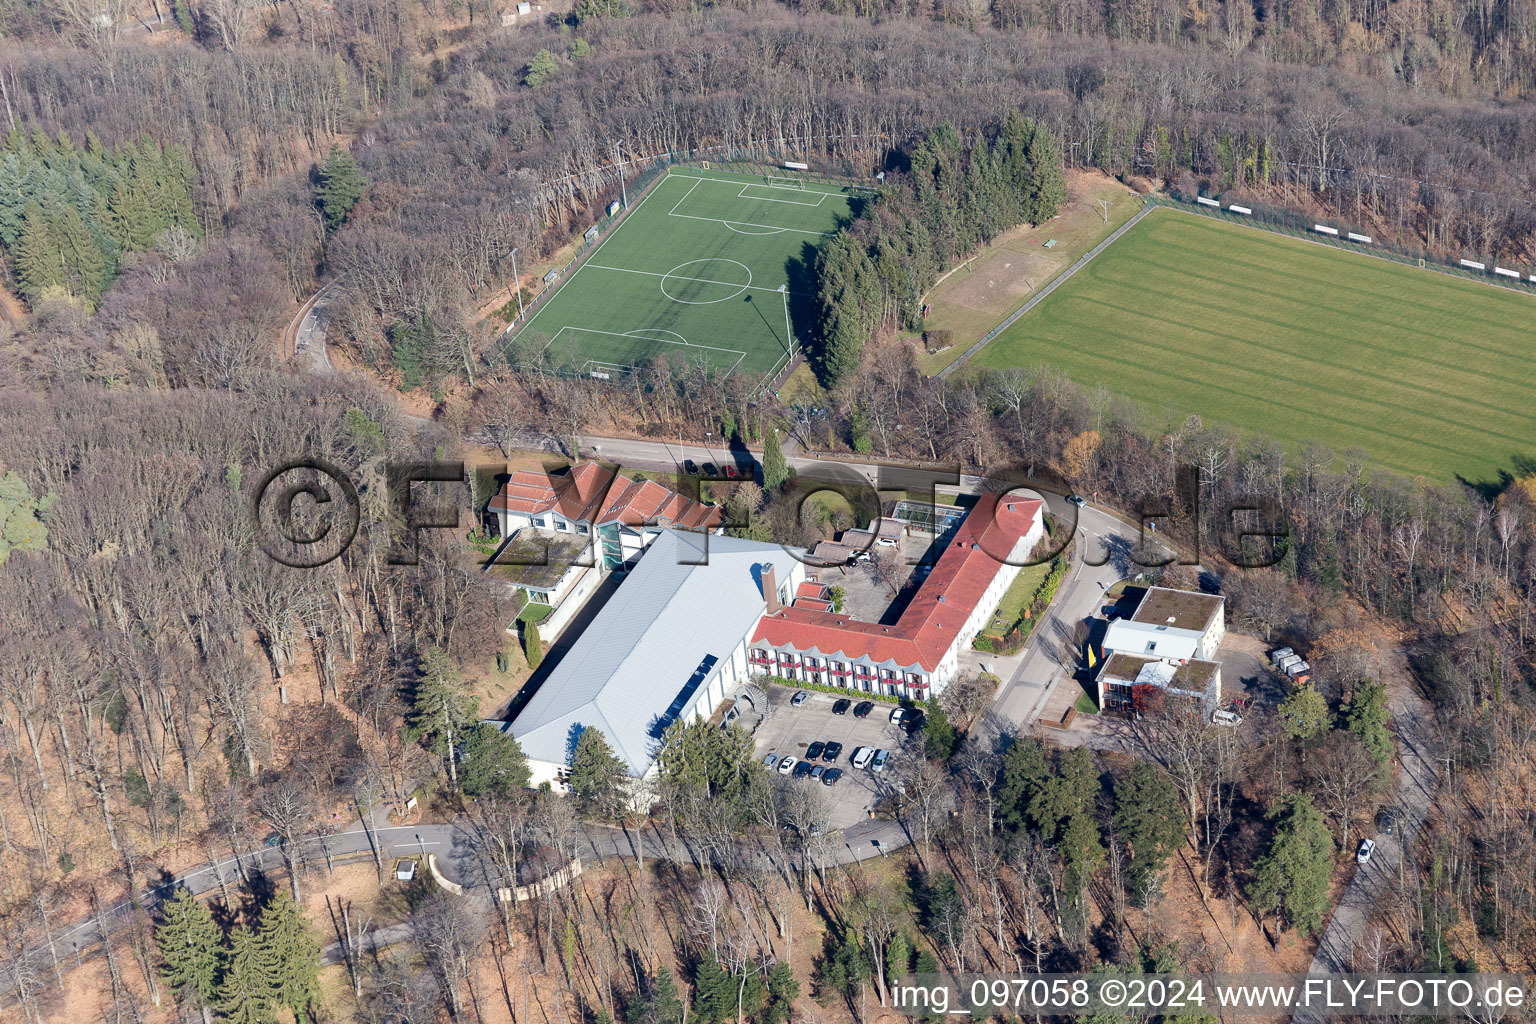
[765,175,805,189]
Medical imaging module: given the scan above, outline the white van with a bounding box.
[851,746,874,770]
[1211,709,1242,727]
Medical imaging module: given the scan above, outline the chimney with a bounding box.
[761,563,781,614]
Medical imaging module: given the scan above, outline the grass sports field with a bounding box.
[503,168,866,382]
[973,208,1536,484]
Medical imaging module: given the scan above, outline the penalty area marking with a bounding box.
[737,184,829,207]
[544,324,748,362]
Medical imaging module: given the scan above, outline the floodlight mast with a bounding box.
[615,141,629,209]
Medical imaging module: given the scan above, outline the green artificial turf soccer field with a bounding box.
[503,169,864,382]
[973,208,1536,484]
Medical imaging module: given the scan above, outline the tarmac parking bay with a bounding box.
[754,683,913,830]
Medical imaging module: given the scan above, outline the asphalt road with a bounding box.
[980,501,1150,739]
[5,811,911,995]
[1292,678,1438,1022]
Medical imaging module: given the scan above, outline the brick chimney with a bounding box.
[761,563,781,613]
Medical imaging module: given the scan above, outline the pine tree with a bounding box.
[692,955,736,1024]
[1278,683,1330,742]
[920,697,958,760]
[315,145,369,232]
[256,890,319,1018]
[217,926,275,1024]
[1112,762,1186,898]
[523,49,560,87]
[761,428,788,490]
[105,169,158,252]
[884,932,912,980]
[648,966,684,1024]
[13,204,65,302]
[997,736,1051,832]
[568,727,628,817]
[1248,792,1335,935]
[1022,126,1067,224]
[811,231,879,387]
[406,646,478,789]
[1340,679,1392,765]
[51,203,114,304]
[458,723,532,797]
[156,889,222,1011]
[763,962,798,1024]
[523,619,544,668]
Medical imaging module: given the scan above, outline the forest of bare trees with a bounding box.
[1,0,1536,1021]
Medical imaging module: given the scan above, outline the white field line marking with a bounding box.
[546,324,748,359]
[723,222,788,236]
[668,176,703,216]
[499,171,676,354]
[737,183,828,207]
[687,174,851,198]
[670,210,830,236]
[586,262,786,294]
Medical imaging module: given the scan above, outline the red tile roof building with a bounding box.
[749,493,1045,698]
[490,462,725,568]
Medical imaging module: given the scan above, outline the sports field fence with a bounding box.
[1154,191,1536,296]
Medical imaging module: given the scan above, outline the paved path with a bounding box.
[285,280,339,371]
[3,809,910,997]
[1293,667,1438,1021]
[936,204,1152,380]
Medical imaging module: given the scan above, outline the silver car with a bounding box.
[871,748,890,773]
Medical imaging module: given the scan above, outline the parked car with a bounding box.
[1066,494,1087,507]
[851,746,874,770]
[822,768,844,786]
[853,700,874,718]
[1357,838,1377,864]
[871,748,890,773]
[792,760,814,779]
[703,463,719,476]
[901,712,926,735]
[889,707,907,725]
[777,756,797,775]
[822,741,843,762]
[1211,709,1243,727]
[790,690,809,707]
[724,463,739,478]
[810,764,826,780]
[806,741,826,760]
[683,459,699,475]
[832,698,851,715]
[762,753,779,767]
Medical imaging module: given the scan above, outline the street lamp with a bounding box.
[506,247,525,322]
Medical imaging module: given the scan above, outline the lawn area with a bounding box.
[972,208,1536,485]
[987,560,1052,633]
[918,170,1142,375]
[501,168,867,383]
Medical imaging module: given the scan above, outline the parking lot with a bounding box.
[755,683,914,829]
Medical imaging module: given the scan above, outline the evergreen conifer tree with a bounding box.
[761,428,788,490]
[255,890,319,1019]
[217,926,275,1024]
[156,888,222,1012]
[315,145,369,232]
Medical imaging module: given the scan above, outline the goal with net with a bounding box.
[765,175,805,189]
